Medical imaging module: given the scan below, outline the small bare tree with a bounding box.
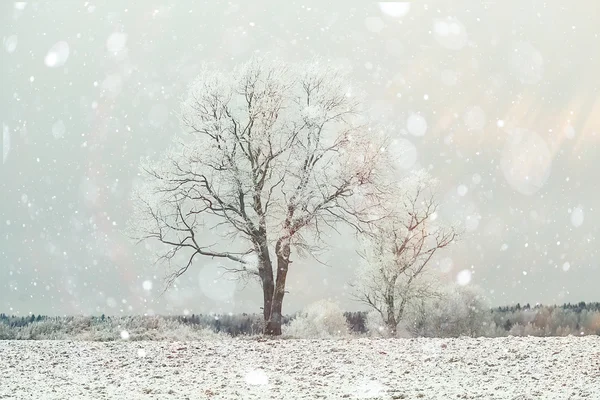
[128,57,392,335]
[351,172,458,335]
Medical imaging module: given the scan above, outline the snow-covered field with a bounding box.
[1,337,599,399]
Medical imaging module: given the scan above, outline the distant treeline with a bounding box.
[1,302,599,339]
[495,301,600,313]
[489,302,600,337]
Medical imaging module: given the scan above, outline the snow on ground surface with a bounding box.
[1,336,599,399]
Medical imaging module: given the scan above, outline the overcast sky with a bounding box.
[2,1,599,317]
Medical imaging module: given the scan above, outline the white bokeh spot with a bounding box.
[365,17,385,33]
[51,120,66,139]
[456,269,472,286]
[565,125,575,139]
[570,207,584,227]
[106,32,128,53]
[378,2,411,18]
[44,41,70,67]
[406,113,427,137]
[439,257,453,273]
[511,41,543,84]
[501,129,552,195]
[198,265,237,302]
[464,106,486,130]
[465,214,480,232]
[433,18,468,50]
[389,138,418,169]
[441,69,458,86]
[4,35,18,53]
[2,124,10,164]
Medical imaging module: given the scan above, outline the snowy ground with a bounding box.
[1,337,599,399]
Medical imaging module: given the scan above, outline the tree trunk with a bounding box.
[386,310,398,336]
[264,238,291,336]
[262,274,274,326]
[255,240,275,332]
[385,284,397,336]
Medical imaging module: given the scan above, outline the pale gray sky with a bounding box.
[2,1,599,316]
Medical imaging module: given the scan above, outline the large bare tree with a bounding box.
[351,172,458,335]
[128,57,392,335]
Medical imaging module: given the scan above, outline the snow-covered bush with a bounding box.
[1,316,230,341]
[364,310,387,337]
[94,316,229,341]
[0,323,15,340]
[403,284,493,338]
[363,310,411,338]
[119,317,227,341]
[283,299,349,338]
[16,319,69,340]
